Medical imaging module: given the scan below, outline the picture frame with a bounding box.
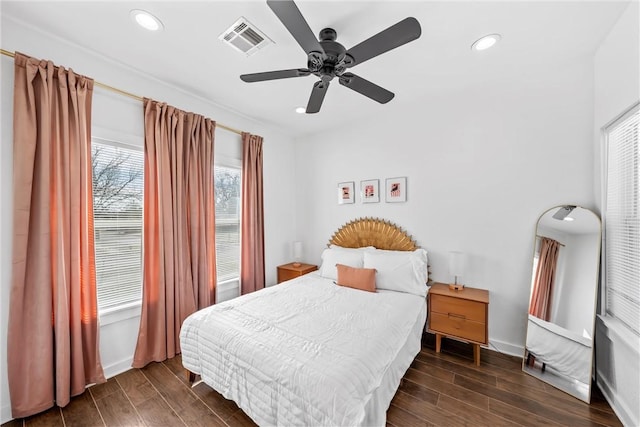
[338,181,355,204]
[385,177,407,203]
[360,179,380,203]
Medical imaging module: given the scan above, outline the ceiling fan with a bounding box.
[240,0,422,114]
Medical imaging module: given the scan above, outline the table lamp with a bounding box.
[449,251,466,291]
[293,241,303,267]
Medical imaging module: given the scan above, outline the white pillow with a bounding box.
[319,247,366,280]
[363,248,428,296]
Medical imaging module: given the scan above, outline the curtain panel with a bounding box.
[240,132,265,295]
[529,237,561,321]
[133,99,216,368]
[8,53,105,418]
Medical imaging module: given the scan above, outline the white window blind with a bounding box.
[92,141,144,311]
[215,165,241,282]
[604,104,640,335]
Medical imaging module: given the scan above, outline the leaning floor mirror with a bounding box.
[523,205,601,402]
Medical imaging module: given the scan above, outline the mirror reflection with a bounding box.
[523,205,601,402]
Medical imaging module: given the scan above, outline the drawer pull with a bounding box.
[448,313,466,320]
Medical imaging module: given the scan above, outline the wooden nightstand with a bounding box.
[277,262,318,284]
[427,283,489,366]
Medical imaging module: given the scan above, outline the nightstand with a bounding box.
[277,262,318,284]
[427,283,489,366]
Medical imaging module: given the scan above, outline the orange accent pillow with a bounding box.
[336,264,377,292]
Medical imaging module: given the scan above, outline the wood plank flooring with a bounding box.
[2,334,621,427]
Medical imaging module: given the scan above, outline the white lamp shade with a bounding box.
[293,241,303,260]
[449,251,466,277]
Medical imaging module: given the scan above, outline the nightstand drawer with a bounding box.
[430,294,485,322]
[277,263,318,284]
[428,283,489,365]
[278,268,303,283]
[430,312,486,343]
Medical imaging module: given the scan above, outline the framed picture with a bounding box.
[360,179,380,203]
[385,177,407,203]
[338,181,355,204]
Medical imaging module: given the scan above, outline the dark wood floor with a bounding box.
[3,334,621,427]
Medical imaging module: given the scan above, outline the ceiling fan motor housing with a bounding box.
[307,28,352,80]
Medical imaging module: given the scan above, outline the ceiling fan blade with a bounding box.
[306,80,330,114]
[240,69,311,82]
[267,0,325,56]
[338,73,394,104]
[344,17,421,67]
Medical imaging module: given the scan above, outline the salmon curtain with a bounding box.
[133,99,216,368]
[240,132,265,295]
[529,237,561,321]
[8,53,105,418]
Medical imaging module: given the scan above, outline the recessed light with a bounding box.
[471,34,501,51]
[295,107,306,114]
[130,9,164,32]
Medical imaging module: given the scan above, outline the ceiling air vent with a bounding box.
[219,17,273,56]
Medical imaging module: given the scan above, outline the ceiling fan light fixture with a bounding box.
[130,9,164,32]
[295,107,306,114]
[471,34,501,51]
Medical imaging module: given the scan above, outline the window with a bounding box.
[603,104,640,335]
[92,141,240,309]
[215,165,241,283]
[92,140,144,311]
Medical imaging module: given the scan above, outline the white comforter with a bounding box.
[180,272,426,427]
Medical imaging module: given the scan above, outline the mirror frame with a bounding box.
[522,205,601,403]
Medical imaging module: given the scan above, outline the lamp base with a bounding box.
[292,262,301,267]
[449,283,464,291]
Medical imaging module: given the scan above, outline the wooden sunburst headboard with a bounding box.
[328,217,418,251]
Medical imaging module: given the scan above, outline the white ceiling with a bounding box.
[1,1,630,138]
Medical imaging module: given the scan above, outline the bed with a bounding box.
[525,314,592,384]
[180,218,429,426]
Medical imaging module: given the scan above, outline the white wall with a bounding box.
[294,59,596,356]
[593,3,640,426]
[0,16,297,423]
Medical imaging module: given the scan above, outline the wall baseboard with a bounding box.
[489,338,524,358]
[596,370,637,427]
